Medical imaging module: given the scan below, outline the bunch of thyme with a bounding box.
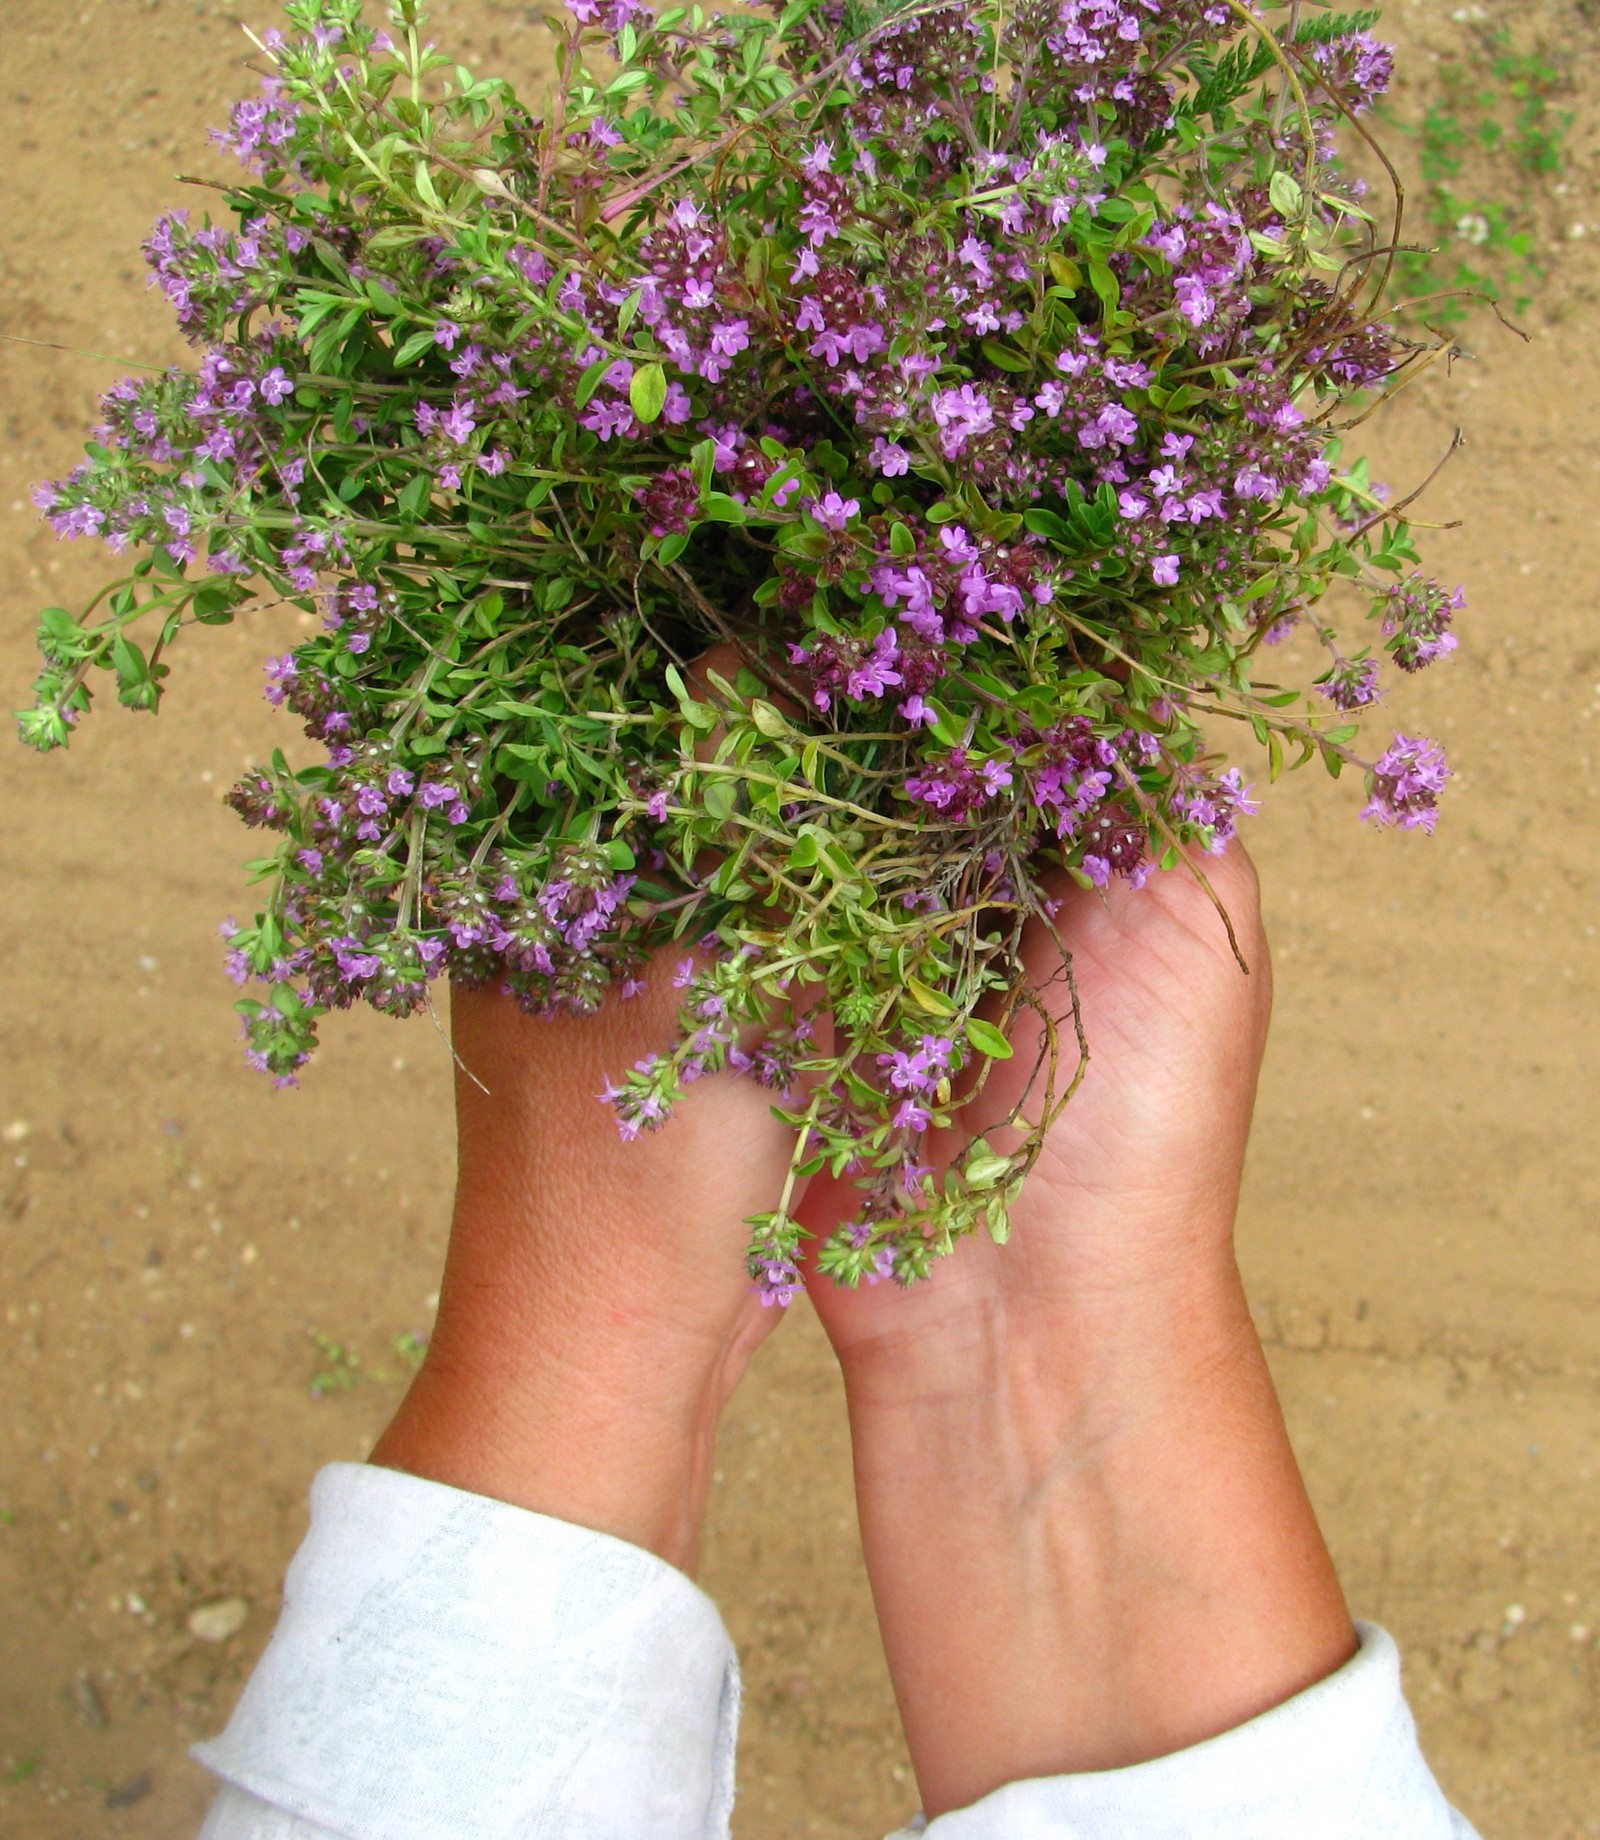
[21,0,1464,1295]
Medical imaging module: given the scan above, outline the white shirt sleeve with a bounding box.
[885,1624,1480,1840]
[192,1463,739,1840]
[194,1464,1479,1840]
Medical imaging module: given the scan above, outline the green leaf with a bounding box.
[702,777,737,820]
[1268,170,1304,218]
[191,587,236,626]
[889,520,916,557]
[1087,257,1120,314]
[964,1016,1014,1060]
[397,471,432,520]
[980,338,1032,373]
[629,361,667,425]
[363,278,402,316]
[689,438,716,495]
[963,1142,1012,1190]
[392,327,438,367]
[750,699,790,739]
[926,701,965,748]
[112,634,147,684]
[574,355,612,412]
[905,976,955,1017]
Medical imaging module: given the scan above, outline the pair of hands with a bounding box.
[373,844,1356,1817]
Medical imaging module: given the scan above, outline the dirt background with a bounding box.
[1,1,1598,1834]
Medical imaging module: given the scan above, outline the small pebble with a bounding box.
[1571,1624,1593,1644]
[71,1670,108,1730]
[188,1596,249,1643]
[105,1771,152,1809]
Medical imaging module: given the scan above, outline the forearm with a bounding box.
[369,1195,758,1574]
[369,1304,728,1576]
[368,976,788,1576]
[842,1251,1355,1818]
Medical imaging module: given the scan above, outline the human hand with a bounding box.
[800,847,1355,1814]
[370,942,796,1574]
[803,842,1274,1379]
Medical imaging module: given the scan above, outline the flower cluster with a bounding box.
[21,0,1463,1291]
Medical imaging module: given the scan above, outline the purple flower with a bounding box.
[845,628,902,701]
[50,503,105,539]
[1174,275,1214,326]
[1151,554,1180,586]
[1311,31,1395,112]
[262,654,297,705]
[871,437,911,476]
[808,490,860,532]
[1317,657,1383,710]
[1362,735,1450,832]
[581,398,636,441]
[438,401,477,445]
[931,383,994,457]
[708,319,750,359]
[1383,575,1463,673]
[332,939,382,982]
[753,1257,803,1307]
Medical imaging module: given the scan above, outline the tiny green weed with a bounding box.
[1390,22,1575,324]
[308,1333,364,1399]
[308,1329,429,1396]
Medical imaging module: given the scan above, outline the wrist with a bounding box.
[370,1256,758,1575]
[835,1232,1246,1422]
[838,1254,1354,1812]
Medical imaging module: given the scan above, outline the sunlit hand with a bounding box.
[803,843,1273,1373]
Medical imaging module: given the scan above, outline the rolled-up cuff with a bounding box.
[193,1463,739,1840]
[891,1623,1478,1840]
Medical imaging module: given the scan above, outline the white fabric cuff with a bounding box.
[193,1462,739,1840]
[889,1622,1478,1840]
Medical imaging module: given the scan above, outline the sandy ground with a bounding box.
[1,1,1598,1834]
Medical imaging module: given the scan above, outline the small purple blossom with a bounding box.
[1363,735,1450,832]
[808,490,860,532]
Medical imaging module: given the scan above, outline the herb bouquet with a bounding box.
[22,0,1463,1297]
